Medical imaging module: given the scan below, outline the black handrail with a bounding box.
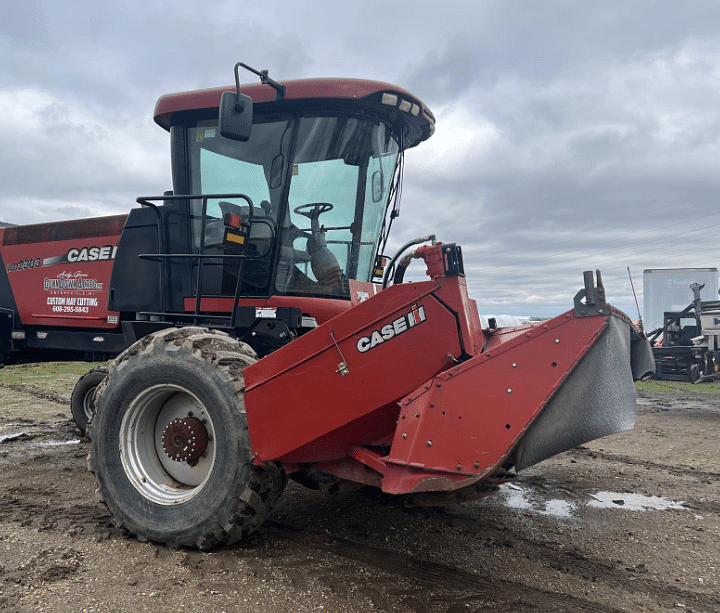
[136,194,273,326]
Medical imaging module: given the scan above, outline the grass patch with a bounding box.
[0,362,108,396]
[636,378,720,395]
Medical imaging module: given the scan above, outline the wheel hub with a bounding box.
[162,417,209,464]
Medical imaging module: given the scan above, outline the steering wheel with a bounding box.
[293,202,334,219]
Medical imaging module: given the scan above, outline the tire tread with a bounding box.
[87,326,285,549]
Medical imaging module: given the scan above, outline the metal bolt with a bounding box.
[402,433,407,439]
[555,339,560,344]
[430,402,435,408]
[426,440,432,447]
[474,462,480,469]
[507,389,512,394]
[456,464,462,471]
[512,363,517,368]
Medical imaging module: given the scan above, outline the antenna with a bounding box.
[627,267,644,332]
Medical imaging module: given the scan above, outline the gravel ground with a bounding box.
[0,366,718,612]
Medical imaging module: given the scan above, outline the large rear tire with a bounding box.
[71,367,108,436]
[87,327,286,549]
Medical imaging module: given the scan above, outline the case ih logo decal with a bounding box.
[356,304,426,353]
[67,245,117,262]
[41,244,118,266]
[7,245,117,271]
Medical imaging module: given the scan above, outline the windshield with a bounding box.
[186,113,400,299]
[278,116,399,297]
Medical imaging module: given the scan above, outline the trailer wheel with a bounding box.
[87,327,286,549]
[71,367,108,436]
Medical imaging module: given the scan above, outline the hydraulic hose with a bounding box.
[382,235,436,288]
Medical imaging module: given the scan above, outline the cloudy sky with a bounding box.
[2,0,719,320]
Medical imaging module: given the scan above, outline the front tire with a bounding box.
[88,327,285,549]
[71,367,108,436]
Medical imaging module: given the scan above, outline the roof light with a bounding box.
[399,99,412,113]
[382,93,398,106]
[411,104,420,116]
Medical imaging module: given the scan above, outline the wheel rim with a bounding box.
[120,384,216,505]
[82,388,96,421]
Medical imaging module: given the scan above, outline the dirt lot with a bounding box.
[0,363,718,612]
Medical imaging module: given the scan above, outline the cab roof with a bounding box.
[154,78,435,149]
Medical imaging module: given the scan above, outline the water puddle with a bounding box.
[495,484,686,517]
[1,421,81,448]
[541,498,575,518]
[0,431,32,444]
[588,491,686,511]
[498,484,576,518]
[635,397,655,407]
[35,439,81,447]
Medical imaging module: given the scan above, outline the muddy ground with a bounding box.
[0,365,718,612]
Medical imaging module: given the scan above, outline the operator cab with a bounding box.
[153,67,435,305]
[187,113,396,299]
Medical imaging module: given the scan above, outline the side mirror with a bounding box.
[219,62,286,141]
[219,90,253,142]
